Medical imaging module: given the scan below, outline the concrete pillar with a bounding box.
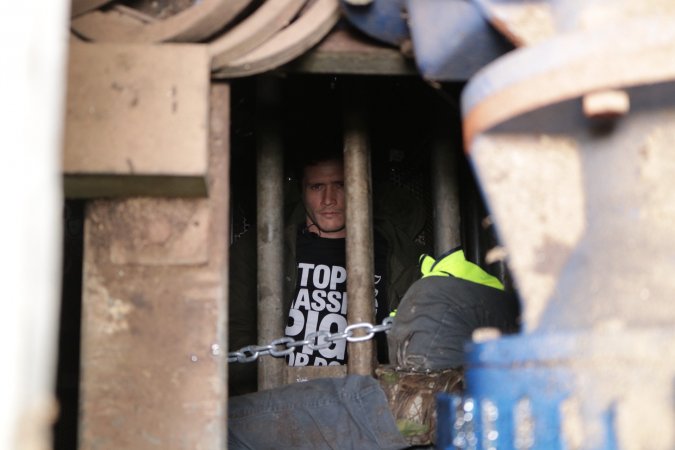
[79,84,230,449]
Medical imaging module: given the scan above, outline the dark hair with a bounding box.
[286,129,343,183]
[302,147,343,166]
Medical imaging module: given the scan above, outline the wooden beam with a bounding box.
[280,22,418,76]
[63,43,210,197]
[78,83,230,449]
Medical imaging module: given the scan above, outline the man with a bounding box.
[228,149,425,394]
[284,155,386,368]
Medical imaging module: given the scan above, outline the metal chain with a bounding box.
[227,317,394,363]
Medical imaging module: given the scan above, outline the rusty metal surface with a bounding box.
[520,84,675,332]
[464,12,675,332]
[343,97,376,376]
[256,78,286,391]
[463,5,675,446]
[463,11,675,333]
[79,84,230,449]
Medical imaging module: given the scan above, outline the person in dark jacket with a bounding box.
[387,249,520,370]
[228,150,426,394]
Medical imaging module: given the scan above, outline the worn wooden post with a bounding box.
[78,83,230,449]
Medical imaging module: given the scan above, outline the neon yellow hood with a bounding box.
[418,249,504,291]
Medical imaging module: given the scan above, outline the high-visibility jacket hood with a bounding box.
[419,249,504,291]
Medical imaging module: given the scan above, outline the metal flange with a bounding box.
[463,15,675,147]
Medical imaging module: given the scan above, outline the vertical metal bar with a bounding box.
[256,77,286,390]
[431,121,462,256]
[343,94,375,376]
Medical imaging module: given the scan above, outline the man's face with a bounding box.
[302,160,346,238]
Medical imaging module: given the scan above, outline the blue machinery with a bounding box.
[341,1,675,448]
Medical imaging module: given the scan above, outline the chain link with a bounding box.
[227,317,394,363]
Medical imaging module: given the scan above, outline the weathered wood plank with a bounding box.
[280,22,417,76]
[63,43,210,197]
[79,84,230,450]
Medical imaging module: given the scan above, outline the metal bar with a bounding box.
[256,77,286,390]
[343,93,375,376]
[430,123,461,255]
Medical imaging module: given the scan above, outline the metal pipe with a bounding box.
[430,123,461,256]
[256,77,285,390]
[343,95,375,376]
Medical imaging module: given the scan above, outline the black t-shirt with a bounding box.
[285,225,389,366]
